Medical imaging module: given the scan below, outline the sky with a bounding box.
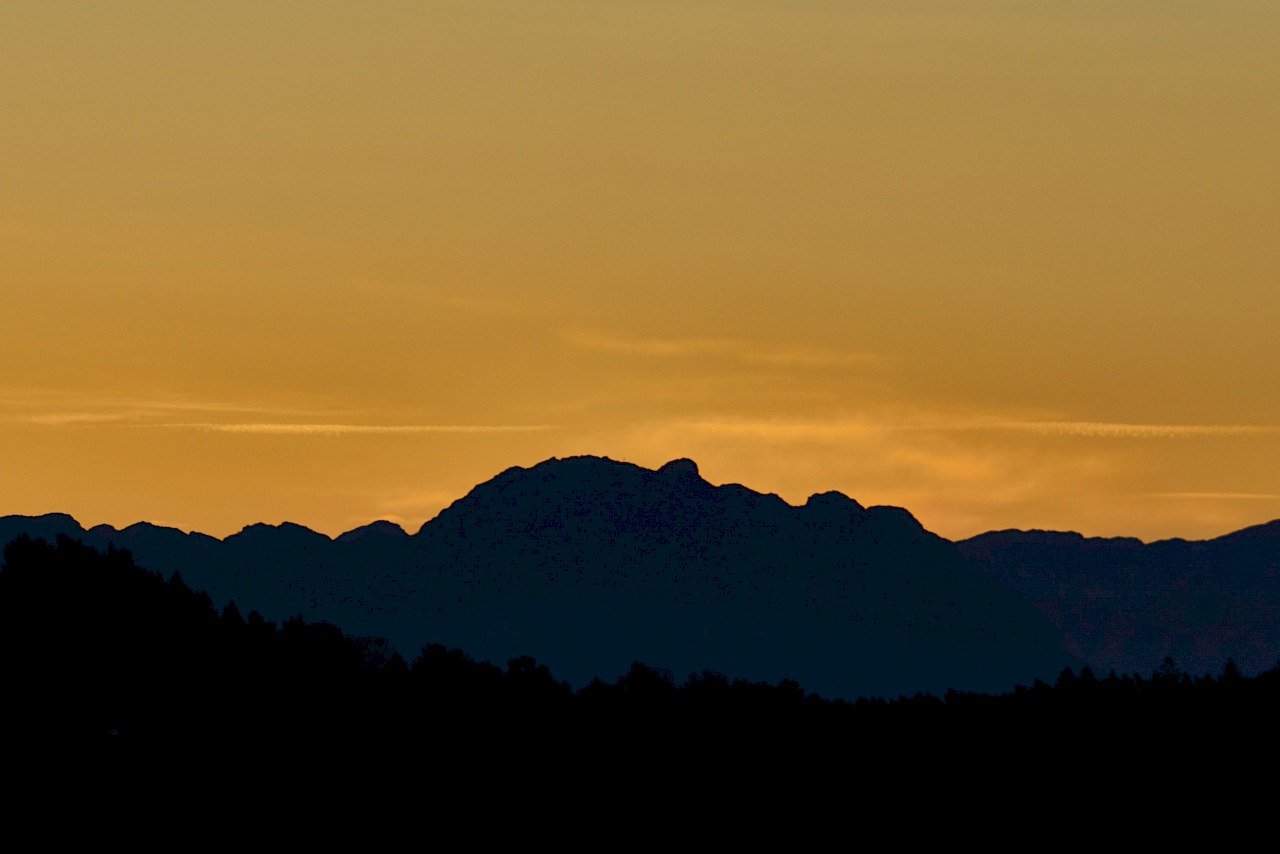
[2,1,1277,542]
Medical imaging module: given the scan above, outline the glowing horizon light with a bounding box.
[0,3,1276,541]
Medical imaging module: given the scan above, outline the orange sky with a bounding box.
[2,2,1278,541]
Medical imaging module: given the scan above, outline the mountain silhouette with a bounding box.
[1,456,1072,698]
[958,521,1280,678]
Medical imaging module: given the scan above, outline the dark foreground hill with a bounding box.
[958,521,1280,678]
[0,456,1071,699]
[3,533,1276,816]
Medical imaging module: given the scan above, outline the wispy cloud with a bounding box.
[563,330,880,369]
[983,422,1280,439]
[163,423,554,436]
[22,412,139,426]
[677,417,884,442]
[609,410,1280,541]
[673,417,1280,441]
[0,390,554,436]
[0,389,317,423]
[1150,492,1280,500]
[613,413,1111,514]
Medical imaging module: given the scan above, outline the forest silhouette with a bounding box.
[3,532,1274,799]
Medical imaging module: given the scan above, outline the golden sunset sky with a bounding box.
[2,2,1277,541]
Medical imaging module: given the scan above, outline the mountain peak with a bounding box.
[867,504,927,530]
[5,512,82,527]
[658,458,700,479]
[230,521,331,542]
[337,520,409,543]
[805,491,865,513]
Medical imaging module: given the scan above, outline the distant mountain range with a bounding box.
[958,522,1280,678]
[4,455,1277,697]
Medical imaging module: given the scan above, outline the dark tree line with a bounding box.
[3,534,1277,787]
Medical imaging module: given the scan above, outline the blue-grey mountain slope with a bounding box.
[0,456,1072,698]
[958,521,1280,677]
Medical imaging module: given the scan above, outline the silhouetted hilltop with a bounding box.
[958,520,1280,677]
[407,456,1068,699]
[0,456,1073,699]
[336,520,409,543]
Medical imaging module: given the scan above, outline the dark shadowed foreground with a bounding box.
[2,533,1273,824]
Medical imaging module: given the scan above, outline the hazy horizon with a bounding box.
[6,453,1278,546]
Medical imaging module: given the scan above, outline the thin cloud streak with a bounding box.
[1,394,556,436]
[1150,492,1280,500]
[563,330,880,369]
[678,418,883,442]
[22,413,137,426]
[163,423,555,436]
[987,422,1280,439]
[0,390,328,422]
[674,417,1280,440]
[1,392,531,435]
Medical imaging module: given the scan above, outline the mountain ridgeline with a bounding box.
[958,522,1280,678]
[0,456,1072,700]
